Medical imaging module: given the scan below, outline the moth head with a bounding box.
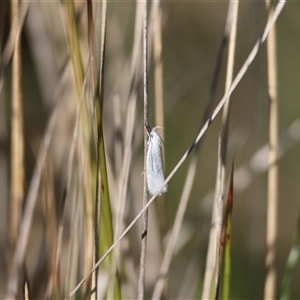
[150,127,165,147]
[144,123,151,137]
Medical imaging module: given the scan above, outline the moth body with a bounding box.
[146,128,167,196]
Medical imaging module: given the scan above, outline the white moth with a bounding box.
[146,127,168,196]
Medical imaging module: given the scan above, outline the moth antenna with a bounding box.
[153,125,164,131]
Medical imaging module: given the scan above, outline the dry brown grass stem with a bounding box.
[67,2,286,297]
[221,0,239,166]
[10,0,24,262]
[264,0,279,299]
[153,3,164,142]
[10,0,25,298]
[153,0,168,254]
[138,0,150,298]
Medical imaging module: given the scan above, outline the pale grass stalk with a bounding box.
[153,3,165,142]
[67,3,286,296]
[221,0,239,167]
[264,0,278,299]
[202,198,218,300]
[148,0,158,58]
[9,0,25,298]
[10,0,24,264]
[24,283,28,300]
[138,0,150,298]
[153,0,167,254]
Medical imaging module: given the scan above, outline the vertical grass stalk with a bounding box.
[153,0,167,240]
[9,0,25,298]
[264,1,278,299]
[138,0,149,298]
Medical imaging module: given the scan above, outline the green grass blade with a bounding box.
[279,213,300,300]
[222,164,234,300]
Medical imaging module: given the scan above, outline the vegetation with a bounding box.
[0,0,299,299]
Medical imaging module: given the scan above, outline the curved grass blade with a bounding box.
[222,163,234,300]
[279,212,300,300]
